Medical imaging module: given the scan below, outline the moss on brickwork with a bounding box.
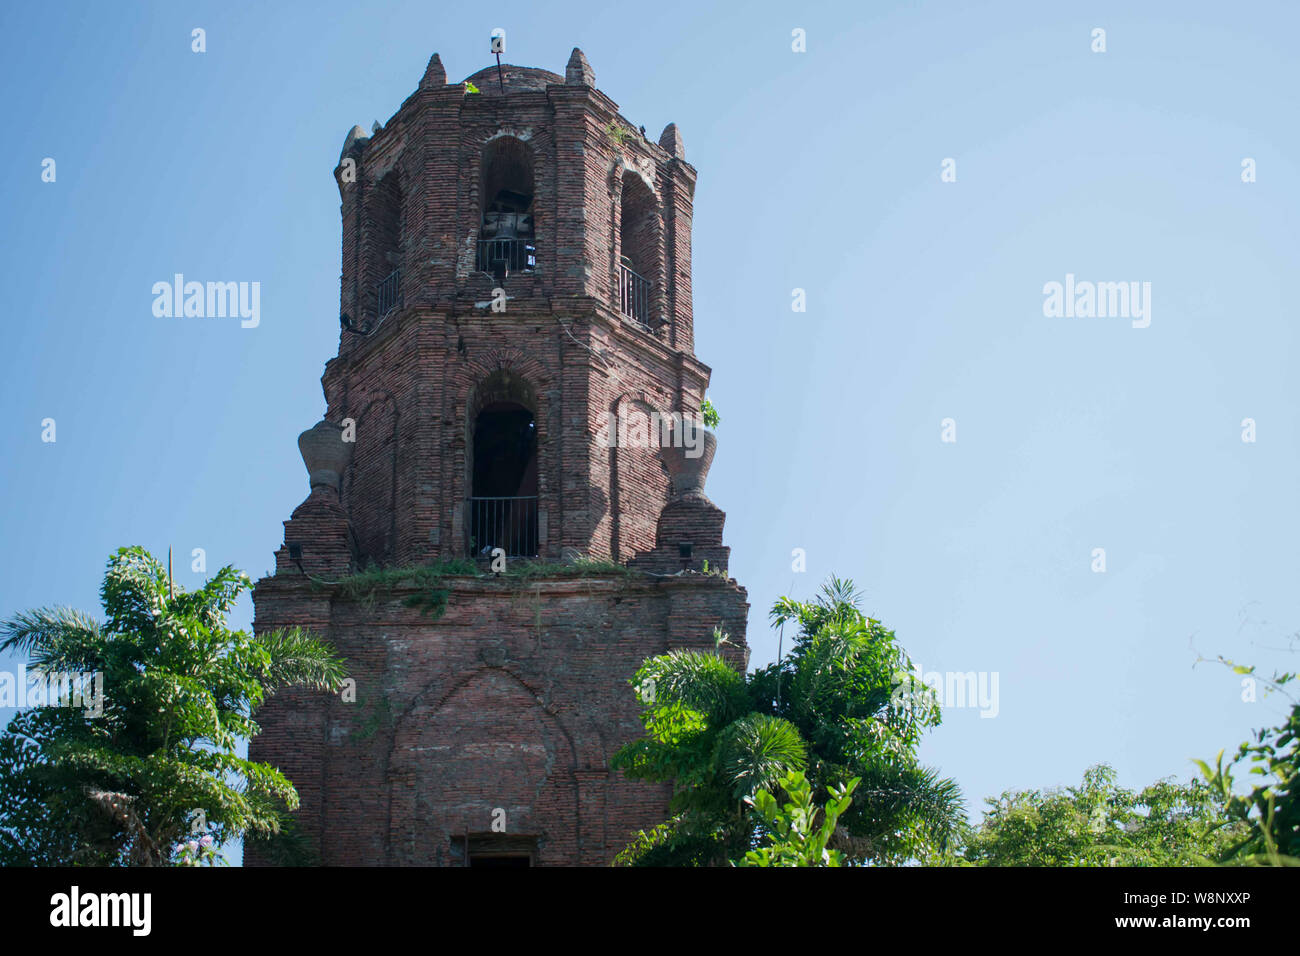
[311,557,639,622]
[313,558,478,618]
[326,558,475,593]
[349,694,393,743]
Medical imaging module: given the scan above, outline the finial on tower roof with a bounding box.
[659,123,685,159]
[565,47,594,86]
[340,124,368,160]
[420,52,447,90]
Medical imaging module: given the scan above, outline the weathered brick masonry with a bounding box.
[247,48,748,866]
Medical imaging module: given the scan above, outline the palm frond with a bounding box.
[252,627,346,694]
[715,714,807,801]
[819,575,864,614]
[847,762,967,854]
[0,607,102,663]
[637,650,748,724]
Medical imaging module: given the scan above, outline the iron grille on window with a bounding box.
[467,496,539,558]
[476,238,537,275]
[620,263,651,329]
[376,268,402,317]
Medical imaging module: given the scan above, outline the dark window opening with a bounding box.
[619,171,655,328]
[478,138,536,275]
[372,172,403,319]
[470,402,538,557]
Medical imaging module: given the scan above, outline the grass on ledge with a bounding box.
[316,558,477,600]
[310,558,478,618]
[504,558,633,581]
[309,556,638,618]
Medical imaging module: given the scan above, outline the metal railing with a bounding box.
[376,268,402,316]
[620,264,651,328]
[476,238,537,275]
[467,496,539,558]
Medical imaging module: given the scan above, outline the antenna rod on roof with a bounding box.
[490,29,506,92]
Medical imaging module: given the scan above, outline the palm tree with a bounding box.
[0,546,344,866]
[613,576,964,865]
[614,647,807,865]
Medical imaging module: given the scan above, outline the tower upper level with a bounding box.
[278,44,728,571]
[333,48,700,355]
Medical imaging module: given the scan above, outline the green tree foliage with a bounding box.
[958,763,1246,866]
[613,577,963,865]
[740,770,859,867]
[700,398,720,429]
[1196,663,1298,865]
[0,547,345,866]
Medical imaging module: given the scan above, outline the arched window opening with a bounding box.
[372,171,403,319]
[478,138,537,278]
[469,402,538,557]
[619,171,655,329]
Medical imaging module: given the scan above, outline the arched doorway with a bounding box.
[387,668,578,865]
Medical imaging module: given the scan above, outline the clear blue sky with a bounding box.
[2,0,1298,860]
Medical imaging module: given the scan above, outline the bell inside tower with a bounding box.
[478,137,537,276]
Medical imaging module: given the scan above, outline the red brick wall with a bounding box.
[254,53,744,866]
[248,572,748,865]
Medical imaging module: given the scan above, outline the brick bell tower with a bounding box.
[247,47,748,866]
